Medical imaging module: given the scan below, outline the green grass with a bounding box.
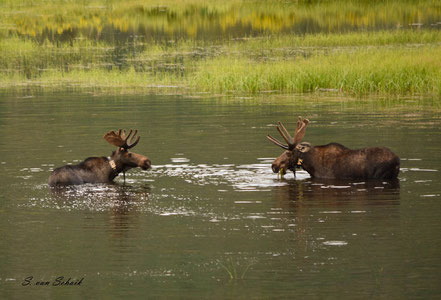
[234,30,441,49]
[191,45,441,95]
[1,29,441,96]
[1,0,441,98]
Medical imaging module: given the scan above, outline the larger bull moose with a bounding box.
[267,117,400,180]
[48,129,151,186]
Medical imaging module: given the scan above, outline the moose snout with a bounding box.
[272,163,288,175]
[141,158,152,170]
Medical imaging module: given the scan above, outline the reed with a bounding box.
[191,46,441,95]
[1,28,441,96]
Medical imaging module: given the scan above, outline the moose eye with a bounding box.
[128,153,132,157]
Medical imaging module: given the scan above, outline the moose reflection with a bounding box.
[267,117,400,180]
[49,129,151,186]
[273,178,400,205]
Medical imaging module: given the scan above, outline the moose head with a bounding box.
[267,116,310,176]
[104,129,151,171]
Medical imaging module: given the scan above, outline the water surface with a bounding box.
[6,1,441,42]
[0,93,440,298]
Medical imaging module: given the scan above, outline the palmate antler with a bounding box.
[104,129,140,149]
[267,116,309,150]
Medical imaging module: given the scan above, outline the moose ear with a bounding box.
[295,142,311,153]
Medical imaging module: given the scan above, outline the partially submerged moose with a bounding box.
[48,129,151,186]
[267,117,400,180]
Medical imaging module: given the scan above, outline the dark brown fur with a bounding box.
[272,142,400,180]
[48,148,151,186]
[268,117,400,180]
[49,148,151,186]
[49,129,151,186]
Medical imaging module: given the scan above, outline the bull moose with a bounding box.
[48,129,151,186]
[267,117,400,180]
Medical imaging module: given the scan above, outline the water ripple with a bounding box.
[150,161,306,191]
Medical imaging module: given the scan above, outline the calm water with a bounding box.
[0,93,440,299]
[9,1,441,43]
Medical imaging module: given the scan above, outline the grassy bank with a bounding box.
[1,0,441,96]
[191,46,441,95]
[1,29,441,96]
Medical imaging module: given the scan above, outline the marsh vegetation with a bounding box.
[1,0,441,96]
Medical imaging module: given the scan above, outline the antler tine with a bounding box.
[293,118,309,144]
[277,121,294,146]
[295,116,303,135]
[122,129,133,141]
[267,134,289,150]
[129,130,138,143]
[126,129,140,149]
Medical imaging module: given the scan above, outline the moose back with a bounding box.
[267,117,400,180]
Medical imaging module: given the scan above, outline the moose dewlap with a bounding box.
[267,117,400,180]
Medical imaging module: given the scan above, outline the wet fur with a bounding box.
[48,157,116,186]
[48,149,151,186]
[299,143,400,180]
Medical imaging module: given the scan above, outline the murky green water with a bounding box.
[0,93,440,298]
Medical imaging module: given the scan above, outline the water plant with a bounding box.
[217,257,256,280]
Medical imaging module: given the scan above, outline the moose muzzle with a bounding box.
[141,158,152,170]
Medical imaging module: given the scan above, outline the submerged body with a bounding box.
[268,117,400,180]
[294,143,400,180]
[49,129,151,186]
[49,157,118,186]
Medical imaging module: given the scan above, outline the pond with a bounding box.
[7,0,441,43]
[0,92,440,298]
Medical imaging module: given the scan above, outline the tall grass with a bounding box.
[231,30,441,49]
[191,46,441,95]
[1,30,441,96]
[2,0,441,97]
[0,36,115,78]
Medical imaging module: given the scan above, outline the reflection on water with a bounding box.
[29,161,401,216]
[150,160,292,191]
[272,178,400,205]
[0,93,440,298]
[24,162,294,216]
[46,184,151,212]
[6,1,441,42]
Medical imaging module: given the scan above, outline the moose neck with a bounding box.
[298,146,342,179]
[107,156,129,180]
[296,148,316,178]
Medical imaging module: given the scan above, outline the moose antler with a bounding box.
[267,116,309,150]
[277,121,294,146]
[294,117,309,145]
[267,134,290,150]
[104,129,140,149]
